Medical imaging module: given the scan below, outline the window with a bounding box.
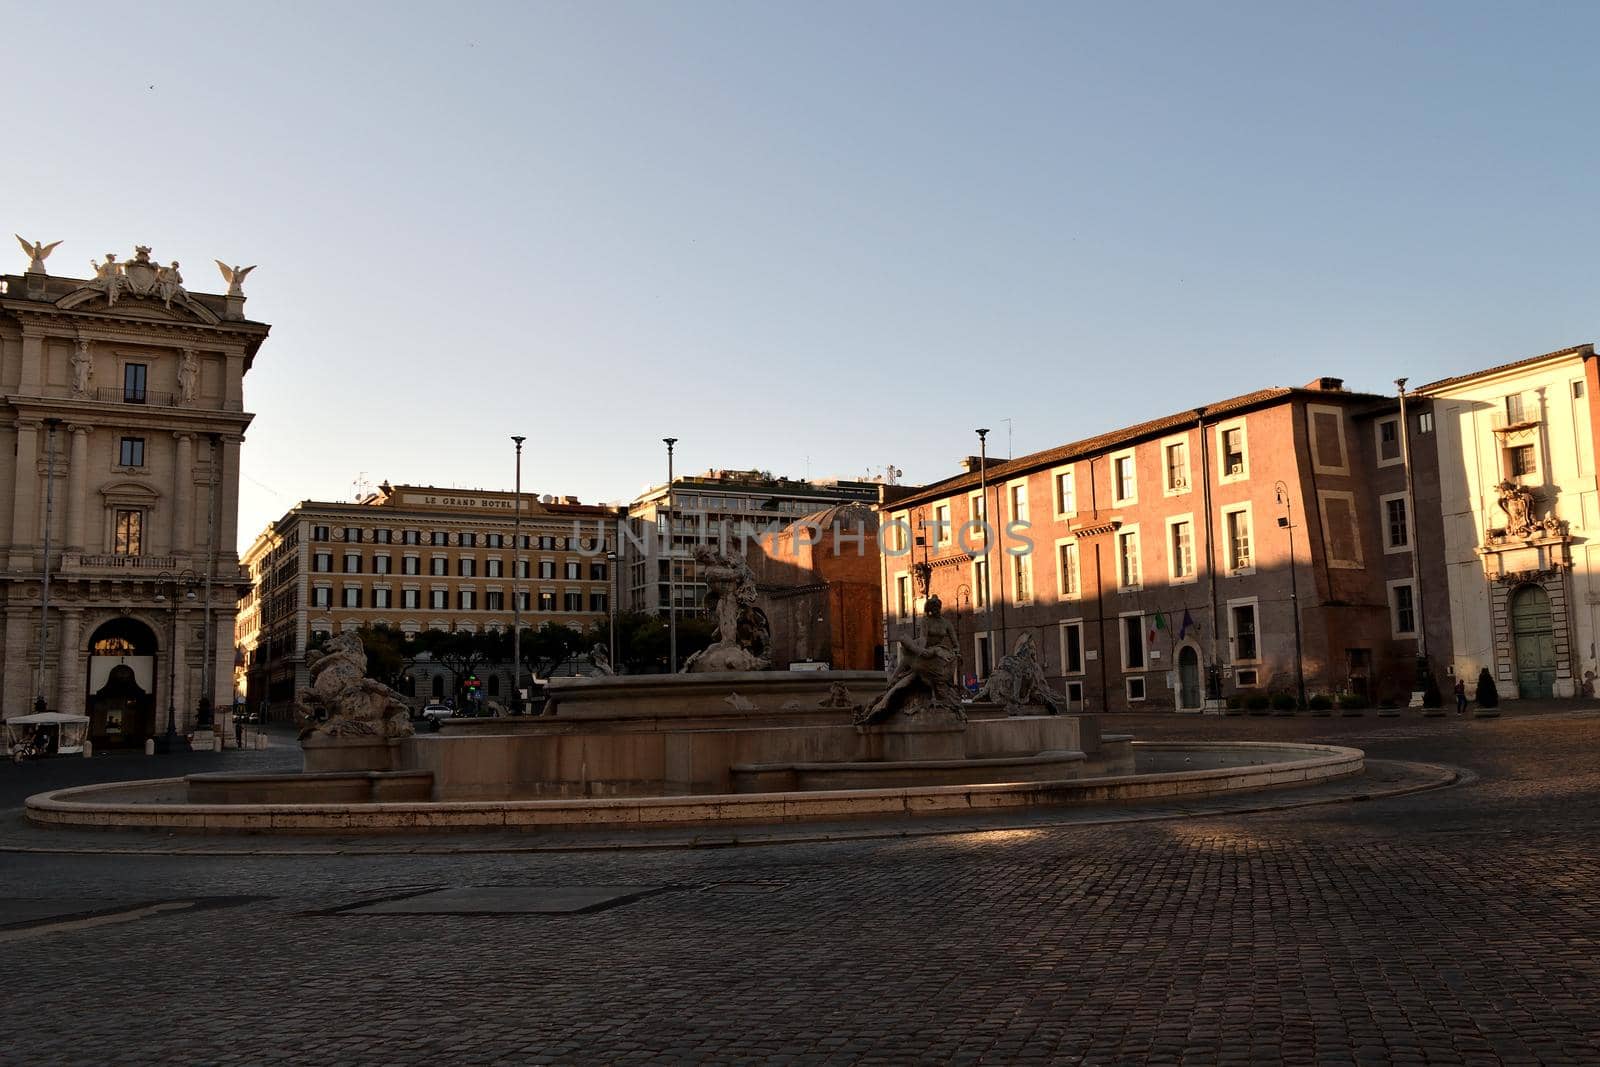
[402,530,421,545]
[974,633,992,679]
[485,591,504,611]
[1377,417,1401,465]
[113,509,142,555]
[539,535,555,550]
[460,532,476,548]
[1117,528,1141,590]
[1012,553,1032,604]
[430,557,447,576]
[1506,393,1527,424]
[1121,614,1146,670]
[1163,440,1189,493]
[1008,482,1028,525]
[431,531,448,546]
[486,533,503,548]
[1223,506,1253,574]
[897,575,912,617]
[1230,601,1259,661]
[402,556,420,576]
[429,589,447,609]
[401,589,420,609]
[1508,444,1536,477]
[516,591,530,611]
[343,553,361,573]
[1575,380,1587,400]
[312,525,330,542]
[1418,411,1434,434]
[1054,468,1076,516]
[1390,581,1417,637]
[1237,669,1259,687]
[1111,452,1137,505]
[1059,620,1084,674]
[374,554,391,575]
[539,560,555,579]
[1220,424,1248,480]
[590,562,608,580]
[1383,494,1410,551]
[118,437,145,467]
[968,492,986,528]
[486,559,502,578]
[313,552,332,573]
[343,527,362,543]
[564,591,582,612]
[458,590,476,610]
[590,592,608,612]
[373,588,392,609]
[516,560,529,580]
[565,561,580,580]
[459,558,476,577]
[539,591,555,612]
[1126,677,1147,702]
[374,529,392,544]
[312,586,332,608]
[933,503,951,547]
[123,363,148,403]
[342,587,361,608]
[1168,517,1195,581]
[1056,540,1079,599]
[973,558,989,609]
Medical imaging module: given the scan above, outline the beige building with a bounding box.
[1,240,269,747]
[1417,344,1600,698]
[238,484,619,713]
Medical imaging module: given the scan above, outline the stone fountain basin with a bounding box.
[24,742,1363,834]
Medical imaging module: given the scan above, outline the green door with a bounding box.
[1510,585,1557,699]
[1178,646,1202,709]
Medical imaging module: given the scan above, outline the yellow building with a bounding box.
[238,483,619,714]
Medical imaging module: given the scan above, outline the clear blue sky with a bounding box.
[4,1,1595,550]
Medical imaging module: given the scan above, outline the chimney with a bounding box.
[562,495,580,505]
[1303,377,1345,392]
[958,455,985,473]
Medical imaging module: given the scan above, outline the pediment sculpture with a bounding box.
[85,245,188,309]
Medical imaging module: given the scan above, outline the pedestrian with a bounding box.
[235,711,245,748]
[1454,678,1468,715]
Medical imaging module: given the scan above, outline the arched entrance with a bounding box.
[86,618,158,747]
[1510,584,1556,699]
[1177,645,1202,711]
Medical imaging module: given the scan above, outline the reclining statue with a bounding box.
[293,632,413,739]
[971,631,1065,715]
[857,595,965,726]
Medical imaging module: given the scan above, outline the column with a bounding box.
[64,425,91,553]
[57,610,83,714]
[172,432,194,558]
[3,608,33,715]
[9,422,39,569]
[167,607,189,733]
[218,435,243,565]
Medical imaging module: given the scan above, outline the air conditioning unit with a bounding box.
[1235,554,1251,570]
[1171,477,1188,490]
[1228,462,1245,476]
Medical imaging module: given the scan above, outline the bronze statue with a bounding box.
[858,595,964,725]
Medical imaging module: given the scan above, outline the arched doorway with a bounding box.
[1510,584,1556,699]
[1177,645,1202,711]
[86,618,158,747]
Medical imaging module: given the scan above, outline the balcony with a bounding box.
[96,387,177,407]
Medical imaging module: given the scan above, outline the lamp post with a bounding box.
[606,550,618,671]
[511,435,526,713]
[1396,378,1439,713]
[976,428,993,674]
[663,437,678,673]
[1273,480,1307,710]
[155,569,200,753]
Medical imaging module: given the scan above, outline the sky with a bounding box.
[4,1,1597,552]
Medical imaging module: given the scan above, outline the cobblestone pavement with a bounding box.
[3,706,1599,1065]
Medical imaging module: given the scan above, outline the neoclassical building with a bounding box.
[237,484,619,713]
[0,240,269,746]
[1417,344,1600,699]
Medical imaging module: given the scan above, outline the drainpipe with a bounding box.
[1090,454,1109,711]
[1397,380,1437,711]
[1198,409,1221,708]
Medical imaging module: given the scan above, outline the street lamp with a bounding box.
[976,428,994,673]
[663,437,678,673]
[606,550,618,671]
[1273,481,1307,710]
[511,435,526,714]
[1396,378,1438,713]
[154,569,200,753]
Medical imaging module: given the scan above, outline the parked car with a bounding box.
[420,703,454,723]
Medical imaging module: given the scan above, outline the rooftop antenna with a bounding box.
[1003,418,1012,460]
[352,471,372,501]
[887,464,903,486]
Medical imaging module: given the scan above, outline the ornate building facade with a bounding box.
[1418,344,1599,698]
[1,239,269,746]
[237,484,619,713]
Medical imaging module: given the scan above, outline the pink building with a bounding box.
[879,379,1449,712]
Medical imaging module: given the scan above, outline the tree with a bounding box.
[520,622,587,679]
[414,628,494,701]
[355,623,418,691]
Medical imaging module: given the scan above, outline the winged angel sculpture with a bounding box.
[15,235,62,273]
[215,261,256,296]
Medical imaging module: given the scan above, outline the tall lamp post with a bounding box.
[975,428,993,674]
[155,569,200,753]
[1273,481,1307,710]
[663,437,678,673]
[511,435,526,713]
[1396,378,1439,713]
[606,550,619,671]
